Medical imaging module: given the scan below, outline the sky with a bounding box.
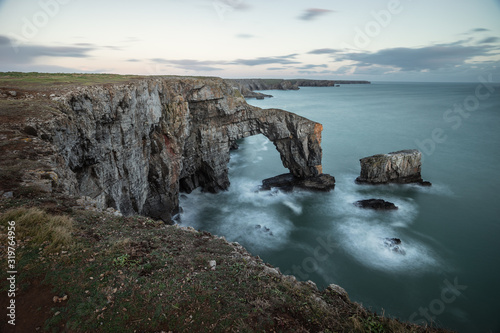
[0,0,499,82]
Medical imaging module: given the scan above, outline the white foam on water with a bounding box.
[179,177,302,252]
[283,200,303,215]
[317,172,441,273]
[334,218,439,273]
[217,209,293,251]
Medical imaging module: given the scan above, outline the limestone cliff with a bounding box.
[5,76,330,221]
[228,78,371,98]
[355,150,431,185]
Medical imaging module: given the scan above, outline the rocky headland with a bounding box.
[0,73,453,333]
[0,74,332,223]
[228,78,371,99]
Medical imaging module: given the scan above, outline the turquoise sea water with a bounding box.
[179,82,500,332]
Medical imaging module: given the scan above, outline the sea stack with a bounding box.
[355,150,431,186]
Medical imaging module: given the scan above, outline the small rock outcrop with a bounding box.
[261,173,335,192]
[354,199,398,210]
[382,238,406,255]
[355,150,431,186]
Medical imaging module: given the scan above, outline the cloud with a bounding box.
[0,35,95,64]
[148,54,302,72]
[334,43,496,72]
[308,48,339,55]
[298,8,335,21]
[0,35,10,45]
[233,54,300,66]
[470,28,490,33]
[297,69,337,75]
[235,33,255,39]
[297,64,328,70]
[479,37,500,44]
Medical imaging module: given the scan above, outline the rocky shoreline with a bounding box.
[0,73,453,333]
[228,78,371,99]
[0,74,334,223]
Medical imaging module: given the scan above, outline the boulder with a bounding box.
[354,199,398,210]
[355,149,431,185]
[261,173,335,192]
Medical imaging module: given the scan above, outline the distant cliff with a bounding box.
[228,78,371,98]
[1,76,330,222]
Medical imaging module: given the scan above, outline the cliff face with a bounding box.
[29,77,326,221]
[355,150,431,185]
[228,78,371,98]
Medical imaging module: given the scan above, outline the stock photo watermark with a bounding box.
[415,74,497,159]
[5,220,17,326]
[282,234,340,280]
[341,0,409,50]
[212,0,246,21]
[409,277,467,326]
[8,0,74,53]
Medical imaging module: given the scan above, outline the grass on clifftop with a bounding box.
[0,72,143,91]
[0,195,453,333]
[0,72,224,92]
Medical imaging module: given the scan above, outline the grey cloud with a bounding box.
[149,54,302,71]
[351,66,395,75]
[236,33,255,39]
[267,67,287,71]
[479,37,500,44]
[0,36,95,64]
[335,44,494,71]
[0,35,10,45]
[471,28,490,33]
[233,54,300,66]
[297,69,337,75]
[308,48,339,55]
[297,64,328,70]
[298,8,335,21]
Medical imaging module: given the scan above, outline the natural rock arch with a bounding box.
[179,101,325,194]
[51,77,330,221]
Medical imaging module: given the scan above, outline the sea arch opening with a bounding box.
[228,134,289,184]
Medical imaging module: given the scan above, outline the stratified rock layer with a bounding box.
[27,77,329,221]
[355,150,431,185]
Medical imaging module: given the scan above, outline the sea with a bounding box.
[178,81,500,333]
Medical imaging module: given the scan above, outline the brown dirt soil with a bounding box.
[0,279,67,332]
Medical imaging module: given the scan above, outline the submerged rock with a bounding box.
[355,149,431,185]
[261,173,335,192]
[383,238,406,255]
[354,199,398,210]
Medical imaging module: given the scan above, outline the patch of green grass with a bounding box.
[0,72,142,89]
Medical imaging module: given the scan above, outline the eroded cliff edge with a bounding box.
[2,76,330,222]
